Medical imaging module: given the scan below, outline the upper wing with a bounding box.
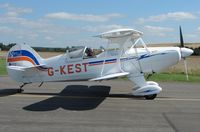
[95,28,143,39]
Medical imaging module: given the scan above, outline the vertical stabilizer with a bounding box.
[6,43,45,83]
[7,43,44,67]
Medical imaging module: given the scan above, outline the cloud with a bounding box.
[197,27,200,32]
[45,12,123,22]
[0,26,13,34]
[0,3,32,17]
[0,13,80,36]
[0,4,45,30]
[45,36,54,41]
[196,27,200,39]
[0,4,49,30]
[185,34,198,38]
[83,24,129,32]
[0,4,84,47]
[137,12,197,23]
[144,25,174,37]
[0,3,126,47]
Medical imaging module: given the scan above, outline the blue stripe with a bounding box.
[138,53,167,60]
[89,60,104,64]
[89,59,117,65]
[139,89,156,94]
[120,56,137,61]
[105,59,117,62]
[8,50,40,65]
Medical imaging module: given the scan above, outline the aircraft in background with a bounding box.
[6,27,193,100]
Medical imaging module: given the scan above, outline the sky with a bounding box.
[0,0,200,48]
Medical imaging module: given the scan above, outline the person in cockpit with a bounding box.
[85,47,95,57]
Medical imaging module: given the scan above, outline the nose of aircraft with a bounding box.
[180,47,193,58]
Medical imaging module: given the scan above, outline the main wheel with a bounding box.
[144,94,157,100]
[17,89,24,93]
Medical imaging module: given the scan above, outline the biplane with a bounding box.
[6,27,193,99]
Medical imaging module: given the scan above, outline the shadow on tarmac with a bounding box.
[1,85,164,112]
[23,85,111,111]
[0,88,19,97]
[0,85,144,111]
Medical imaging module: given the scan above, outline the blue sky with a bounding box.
[0,0,200,48]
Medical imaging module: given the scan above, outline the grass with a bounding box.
[164,56,200,75]
[118,73,200,83]
[146,73,200,83]
[0,58,7,75]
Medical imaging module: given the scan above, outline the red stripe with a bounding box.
[89,63,103,66]
[89,61,117,66]
[105,61,117,64]
[7,56,35,65]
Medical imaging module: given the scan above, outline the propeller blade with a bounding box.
[183,59,189,81]
[179,26,190,80]
[179,26,184,47]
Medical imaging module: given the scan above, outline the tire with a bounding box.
[144,94,157,100]
[17,89,24,93]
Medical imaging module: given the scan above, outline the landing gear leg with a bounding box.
[18,83,27,93]
[38,82,44,87]
[146,71,156,80]
[144,94,157,100]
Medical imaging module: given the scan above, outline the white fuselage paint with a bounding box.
[7,47,181,83]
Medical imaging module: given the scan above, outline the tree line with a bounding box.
[189,47,200,56]
[0,43,66,52]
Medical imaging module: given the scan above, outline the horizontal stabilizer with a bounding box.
[90,72,129,81]
[7,66,25,71]
[7,64,48,71]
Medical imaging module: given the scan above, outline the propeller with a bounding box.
[179,26,189,80]
[179,26,184,48]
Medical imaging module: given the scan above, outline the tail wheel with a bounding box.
[144,94,157,100]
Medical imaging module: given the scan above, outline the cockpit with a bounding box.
[65,46,96,60]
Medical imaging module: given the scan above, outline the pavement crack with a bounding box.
[162,113,179,132]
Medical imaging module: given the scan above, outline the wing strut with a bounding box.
[130,38,151,73]
[99,33,131,77]
[94,28,144,80]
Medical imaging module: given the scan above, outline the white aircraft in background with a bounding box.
[6,27,193,100]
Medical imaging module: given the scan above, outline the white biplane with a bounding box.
[6,27,193,99]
